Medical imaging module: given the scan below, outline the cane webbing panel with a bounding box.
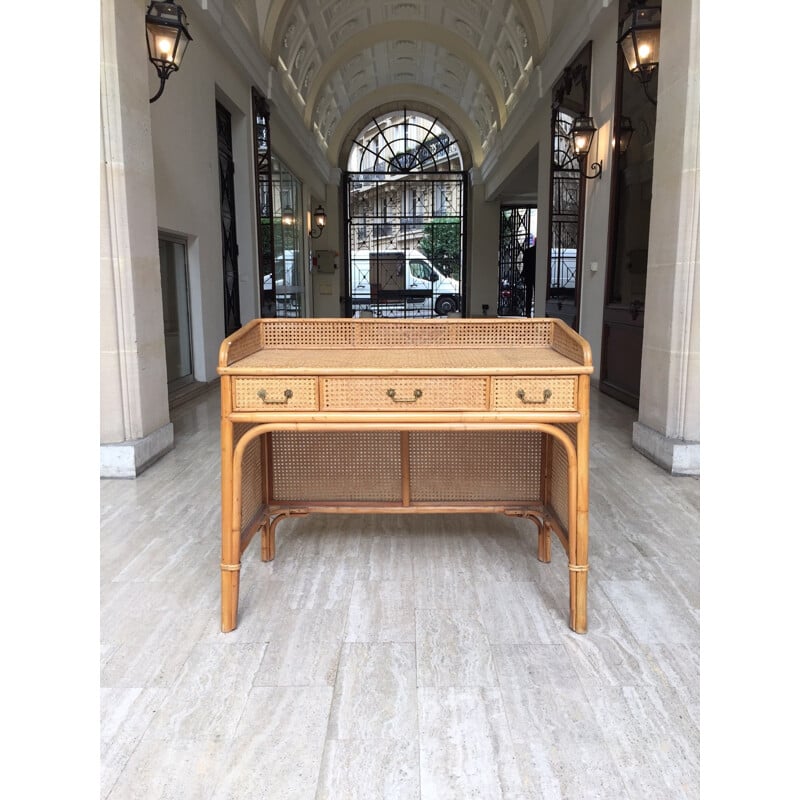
[234,423,263,531]
[226,323,262,364]
[232,377,318,410]
[261,320,355,348]
[321,376,487,410]
[355,322,451,348]
[552,324,586,364]
[408,430,543,502]
[222,319,579,356]
[444,320,552,348]
[492,377,577,410]
[270,431,402,502]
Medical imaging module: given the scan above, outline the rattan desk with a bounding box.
[217,317,593,633]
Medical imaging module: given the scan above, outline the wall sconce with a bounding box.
[308,205,327,238]
[145,2,193,104]
[281,207,296,226]
[616,116,635,155]
[618,2,661,104]
[569,115,603,180]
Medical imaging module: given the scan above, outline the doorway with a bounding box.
[498,206,537,317]
[158,235,193,392]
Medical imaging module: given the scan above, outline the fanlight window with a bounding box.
[348,109,463,175]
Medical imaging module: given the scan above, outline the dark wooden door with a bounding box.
[600,303,645,407]
[600,156,651,408]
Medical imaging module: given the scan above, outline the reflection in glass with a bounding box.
[271,156,304,317]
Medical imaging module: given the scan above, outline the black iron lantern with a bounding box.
[281,207,296,226]
[569,115,603,180]
[570,115,596,158]
[618,3,661,85]
[309,205,327,238]
[616,116,635,155]
[145,2,193,103]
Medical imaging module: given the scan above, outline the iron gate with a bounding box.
[498,207,535,317]
[344,111,467,318]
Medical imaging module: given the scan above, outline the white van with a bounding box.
[350,249,460,316]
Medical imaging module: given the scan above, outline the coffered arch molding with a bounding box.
[300,21,508,131]
[331,89,479,173]
[262,0,549,62]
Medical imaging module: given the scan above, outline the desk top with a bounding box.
[218,318,593,377]
[224,346,586,375]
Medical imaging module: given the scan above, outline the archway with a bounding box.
[344,109,467,318]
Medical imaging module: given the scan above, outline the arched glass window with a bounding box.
[344,110,466,318]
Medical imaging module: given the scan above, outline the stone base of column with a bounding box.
[632,421,699,477]
[100,422,174,478]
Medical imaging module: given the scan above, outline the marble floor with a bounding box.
[100,386,699,800]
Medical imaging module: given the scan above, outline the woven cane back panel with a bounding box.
[250,319,577,354]
[233,422,264,531]
[232,377,318,410]
[446,321,553,348]
[355,322,451,348]
[270,431,403,502]
[408,431,543,502]
[261,320,355,348]
[321,377,488,411]
[549,423,578,532]
[492,377,577,410]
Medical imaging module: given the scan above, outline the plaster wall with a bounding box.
[577,9,617,374]
[309,182,344,318]
[468,182,502,317]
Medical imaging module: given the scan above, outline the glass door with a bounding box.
[159,236,193,388]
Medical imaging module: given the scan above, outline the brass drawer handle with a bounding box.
[516,388,552,404]
[386,388,423,403]
[257,388,293,404]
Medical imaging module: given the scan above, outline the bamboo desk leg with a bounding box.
[220,376,240,633]
[570,375,591,634]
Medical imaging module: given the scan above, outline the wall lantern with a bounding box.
[281,206,296,226]
[308,205,327,238]
[569,115,603,180]
[145,2,193,103]
[618,2,661,103]
[616,116,635,155]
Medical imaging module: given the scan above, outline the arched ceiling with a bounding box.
[230,0,584,168]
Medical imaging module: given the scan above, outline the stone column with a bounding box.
[632,0,700,476]
[100,0,173,477]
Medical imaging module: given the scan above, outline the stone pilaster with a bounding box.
[633,0,700,476]
[100,0,173,477]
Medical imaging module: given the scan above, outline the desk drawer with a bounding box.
[321,376,488,411]
[492,376,577,411]
[232,377,318,411]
